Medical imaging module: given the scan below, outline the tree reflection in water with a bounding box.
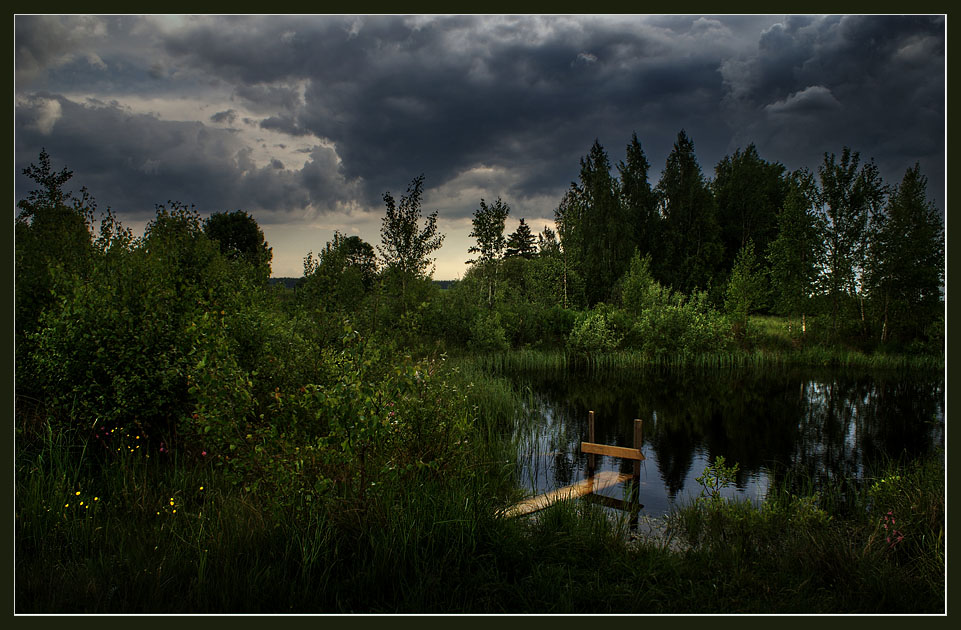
[511,366,944,519]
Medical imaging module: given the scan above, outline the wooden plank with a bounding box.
[580,441,645,461]
[499,471,634,518]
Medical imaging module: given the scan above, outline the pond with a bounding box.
[510,366,944,523]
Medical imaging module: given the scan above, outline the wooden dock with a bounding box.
[500,412,646,519]
[499,471,635,518]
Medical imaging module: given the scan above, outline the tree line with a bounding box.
[493,132,941,348]
[16,130,944,389]
[294,130,943,354]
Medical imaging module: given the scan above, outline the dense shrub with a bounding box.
[567,307,622,353]
[631,289,731,356]
[468,311,510,352]
[620,251,657,316]
[183,325,473,506]
[25,203,275,447]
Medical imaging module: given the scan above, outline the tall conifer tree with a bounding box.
[654,130,723,294]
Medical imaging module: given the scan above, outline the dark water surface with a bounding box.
[510,366,944,521]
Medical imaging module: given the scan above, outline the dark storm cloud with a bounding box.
[722,14,944,203]
[148,15,747,209]
[15,14,945,228]
[15,15,108,82]
[260,115,311,137]
[16,15,169,91]
[15,94,323,220]
[290,16,737,206]
[210,109,238,124]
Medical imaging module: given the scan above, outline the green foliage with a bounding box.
[555,139,637,305]
[187,326,472,505]
[766,169,821,328]
[864,164,944,347]
[619,251,657,316]
[617,132,659,261]
[695,455,740,503]
[724,239,767,326]
[567,307,622,353]
[468,197,510,265]
[467,197,510,307]
[865,456,944,570]
[299,231,378,321]
[424,274,483,350]
[15,150,97,391]
[654,130,723,295]
[497,298,576,350]
[468,311,510,353]
[14,145,947,614]
[630,287,730,357]
[26,202,235,442]
[536,225,560,257]
[712,143,787,275]
[378,175,445,316]
[505,217,537,259]
[523,253,586,311]
[203,209,273,282]
[816,147,886,336]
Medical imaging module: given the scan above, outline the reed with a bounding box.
[467,345,941,377]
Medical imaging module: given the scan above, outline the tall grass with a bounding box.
[471,345,941,377]
[16,361,945,613]
[663,452,945,613]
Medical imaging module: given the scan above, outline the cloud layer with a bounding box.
[15,14,945,277]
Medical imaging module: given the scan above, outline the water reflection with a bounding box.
[511,367,944,519]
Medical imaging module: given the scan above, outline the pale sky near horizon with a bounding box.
[15,14,945,279]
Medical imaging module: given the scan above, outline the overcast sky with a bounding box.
[15,14,945,279]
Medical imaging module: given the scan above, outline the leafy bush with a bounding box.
[422,280,479,351]
[723,239,767,320]
[26,203,269,447]
[630,289,730,356]
[468,311,510,352]
[620,251,657,315]
[567,307,622,353]
[183,325,473,507]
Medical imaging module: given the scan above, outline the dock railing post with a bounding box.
[588,411,596,476]
[633,419,643,480]
[630,418,643,517]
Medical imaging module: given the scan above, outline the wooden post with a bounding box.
[588,411,595,475]
[630,418,644,523]
[633,419,643,479]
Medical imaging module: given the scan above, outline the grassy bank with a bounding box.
[468,328,944,375]
[471,348,943,377]
[15,360,944,614]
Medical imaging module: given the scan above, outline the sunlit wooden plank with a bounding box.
[499,471,634,518]
[580,442,645,461]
